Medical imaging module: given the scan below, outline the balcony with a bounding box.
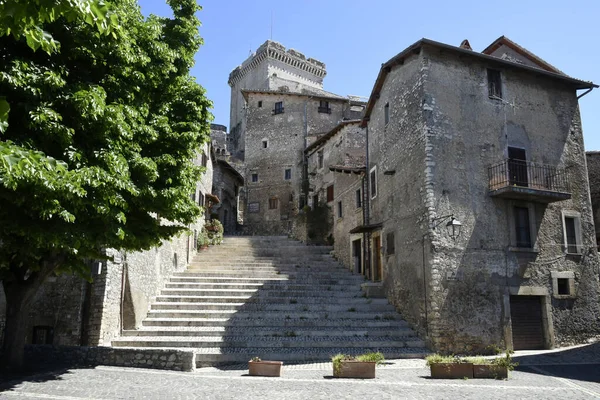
[488,159,571,203]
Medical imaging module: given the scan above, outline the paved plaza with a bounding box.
[1,343,599,399]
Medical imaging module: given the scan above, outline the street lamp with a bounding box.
[445,217,462,241]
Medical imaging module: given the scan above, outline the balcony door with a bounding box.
[508,147,528,187]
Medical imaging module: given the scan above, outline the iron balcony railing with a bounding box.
[488,159,569,193]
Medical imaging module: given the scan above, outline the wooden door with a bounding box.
[508,147,528,187]
[510,295,545,350]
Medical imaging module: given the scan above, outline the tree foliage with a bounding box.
[0,0,212,366]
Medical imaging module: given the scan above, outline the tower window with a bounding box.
[274,101,284,115]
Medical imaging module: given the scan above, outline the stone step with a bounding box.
[154,296,382,305]
[193,347,429,367]
[169,276,365,285]
[159,289,363,298]
[188,262,343,268]
[121,326,417,338]
[175,271,362,279]
[164,282,358,291]
[112,336,425,349]
[142,318,408,328]
[145,310,399,320]
[150,302,395,312]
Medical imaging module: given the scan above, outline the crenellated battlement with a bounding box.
[228,40,326,87]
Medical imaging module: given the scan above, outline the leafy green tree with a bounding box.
[0,0,212,368]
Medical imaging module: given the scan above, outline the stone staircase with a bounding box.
[112,236,427,367]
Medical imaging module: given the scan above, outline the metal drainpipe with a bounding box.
[364,123,371,279]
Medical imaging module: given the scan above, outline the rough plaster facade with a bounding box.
[586,152,600,248]
[365,40,600,353]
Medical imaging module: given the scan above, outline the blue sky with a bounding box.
[138,0,600,151]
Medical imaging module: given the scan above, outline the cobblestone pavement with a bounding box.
[1,344,600,399]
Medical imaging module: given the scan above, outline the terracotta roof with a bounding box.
[361,38,597,127]
[305,120,362,154]
[329,165,365,174]
[206,193,220,204]
[482,36,563,74]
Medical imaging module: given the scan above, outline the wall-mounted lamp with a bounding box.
[432,214,462,241]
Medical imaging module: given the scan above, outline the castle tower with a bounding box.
[227,40,327,159]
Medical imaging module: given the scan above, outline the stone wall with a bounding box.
[243,92,345,235]
[421,45,600,352]
[24,344,195,371]
[586,151,600,248]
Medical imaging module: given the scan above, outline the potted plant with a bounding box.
[197,229,209,250]
[205,220,224,245]
[332,352,384,379]
[426,354,474,379]
[469,352,517,379]
[248,357,283,377]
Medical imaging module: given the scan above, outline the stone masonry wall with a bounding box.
[586,152,600,248]
[244,92,345,235]
[422,45,600,353]
[367,53,428,338]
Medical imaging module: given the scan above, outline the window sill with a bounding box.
[508,246,539,254]
[488,95,504,101]
[553,294,576,300]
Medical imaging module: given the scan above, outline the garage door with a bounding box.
[510,295,545,350]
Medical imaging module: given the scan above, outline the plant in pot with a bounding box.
[205,220,224,245]
[426,354,474,379]
[197,229,209,250]
[248,357,283,377]
[332,352,384,379]
[467,351,517,379]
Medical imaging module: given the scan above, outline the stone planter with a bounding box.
[473,364,508,379]
[333,361,376,379]
[430,363,474,379]
[248,360,282,377]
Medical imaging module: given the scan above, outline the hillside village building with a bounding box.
[1,36,599,362]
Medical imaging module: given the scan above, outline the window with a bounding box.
[488,69,502,98]
[269,197,279,209]
[313,194,319,207]
[384,102,389,125]
[317,150,324,169]
[251,173,258,183]
[198,192,205,207]
[562,211,582,254]
[318,100,331,114]
[370,167,377,199]
[289,193,294,202]
[557,278,570,295]
[337,201,343,218]
[326,185,334,202]
[355,189,362,208]
[262,140,268,149]
[32,326,54,345]
[514,206,531,248]
[284,168,292,180]
[201,152,207,167]
[258,100,263,108]
[386,232,395,255]
[273,101,284,115]
[191,191,196,202]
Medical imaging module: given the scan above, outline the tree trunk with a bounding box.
[2,261,57,370]
[2,287,33,370]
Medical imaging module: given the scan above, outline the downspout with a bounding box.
[364,123,371,279]
[301,98,310,209]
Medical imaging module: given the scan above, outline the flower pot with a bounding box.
[333,361,376,379]
[473,364,508,379]
[248,360,282,377]
[430,363,474,379]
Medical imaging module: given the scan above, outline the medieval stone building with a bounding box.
[586,151,600,249]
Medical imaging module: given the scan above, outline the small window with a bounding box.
[274,101,284,115]
[337,201,343,218]
[384,102,389,125]
[386,232,395,255]
[284,168,292,180]
[317,150,324,169]
[318,100,331,114]
[327,185,334,202]
[562,212,582,254]
[269,198,278,209]
[262,140,268,149]
[258,100,263,108]
[201,152,207,167]
[198,192,205,207]
[251,173,258,183]
[32,326,54,345]
[514,206,531,248]
[370,167,377,199]
[488,69,502,98]
[313,194,319,207]
[191,191,196,202]
[289,193,294,202]
[355,189,362,208]
[557,278,570,295]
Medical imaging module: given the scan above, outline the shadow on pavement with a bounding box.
[512,341,600,384]
[0,365,93,394]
